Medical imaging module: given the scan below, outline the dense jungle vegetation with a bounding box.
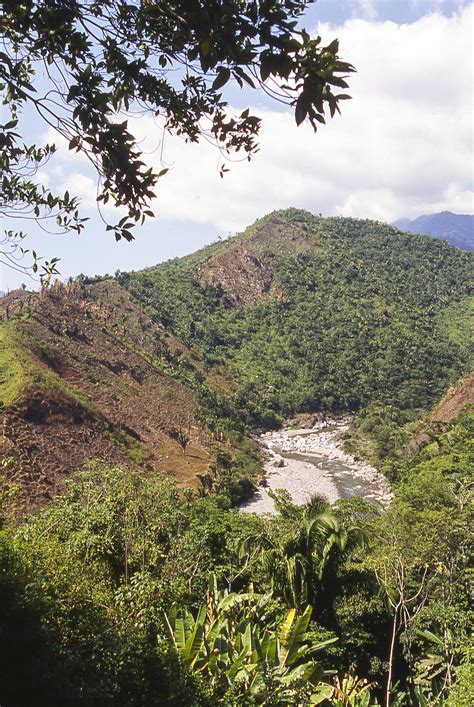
[1,0,472,699]
[120,210,472,423]
[1,212,472,705]
[1,408,472,705]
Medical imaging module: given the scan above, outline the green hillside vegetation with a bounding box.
[0,282,265,507]
[0,320,93,413]
[0,322,43,409]
[1,407,472,705]
[0,319,151,467]
[1,210,472,705]
[437,296,474,368]
[121,210,472,421]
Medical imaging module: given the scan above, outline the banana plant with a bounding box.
[311,673,378,706]
[164,575,337,702]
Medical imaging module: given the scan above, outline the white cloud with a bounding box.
[126,3,473,230]
[41,4,474,234]
[354,0,379,20]
[59,172,97,208]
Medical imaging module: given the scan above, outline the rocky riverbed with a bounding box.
[240,417,393,514]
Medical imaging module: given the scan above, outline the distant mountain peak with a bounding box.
[393,211,474,250]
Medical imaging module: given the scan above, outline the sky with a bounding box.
[1,0,473,290]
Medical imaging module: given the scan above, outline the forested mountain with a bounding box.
[1,209,473,706]
[393,211,474,251]
[3,209,471,505]
[122,209,473,421]
[1,0,472,698]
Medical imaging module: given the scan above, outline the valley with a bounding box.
[2,209,472,506]
[1,1,473,703]
[0,209,472,706]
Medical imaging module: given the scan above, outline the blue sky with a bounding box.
[1,0,473,290]
[309,0,469,24]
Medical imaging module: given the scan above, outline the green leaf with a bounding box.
[416,629,444,647]
[278,608,296,646]
[174,616,187,651]
[280,606,312,666]
[234,67,255,88]
[311,685,334,704]
[200,38,212,58]
[241,622,253,654]
[324,39,339,55]
[310,636,339,653]
[183,620,204,665]
[69,136,81,151]
[295,101,307,126]
[212,67,231,91]
[226,649,248,681]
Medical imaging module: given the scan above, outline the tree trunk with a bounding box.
[386,604,400,707]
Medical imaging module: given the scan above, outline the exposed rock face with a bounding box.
[298,413,331,429]
[197,247,282,306]
[406,373,473,456]
[430,372,474,423]
[196,217,313,307]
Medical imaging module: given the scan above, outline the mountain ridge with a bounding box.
[393,210,474,250]
[122,208,472,415]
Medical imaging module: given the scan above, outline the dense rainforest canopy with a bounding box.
[121,209,473,425]
[1,408,472,705]
[0,210,473,705]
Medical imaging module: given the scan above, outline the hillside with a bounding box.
[122,208,473,418]
[430,371,474,423]
[1,209,472,505]
[1,212,473,707]
[0,280,253,508]
[393,210,474,250]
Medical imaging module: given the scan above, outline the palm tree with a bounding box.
[241,492,367,611]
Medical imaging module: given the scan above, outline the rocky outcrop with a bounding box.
[195,217,313,307]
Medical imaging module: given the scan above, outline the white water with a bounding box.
[240,418,393,514]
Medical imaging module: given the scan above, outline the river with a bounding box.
[239,418,393,514]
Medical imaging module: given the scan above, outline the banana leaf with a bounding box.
[281,605,312,666]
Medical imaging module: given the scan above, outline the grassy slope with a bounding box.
[1,321,94,413]
[0,322,43,408]
[0,318,150,464]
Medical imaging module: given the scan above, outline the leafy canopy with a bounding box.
[0,0,354,277]
[121,210,473,421]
